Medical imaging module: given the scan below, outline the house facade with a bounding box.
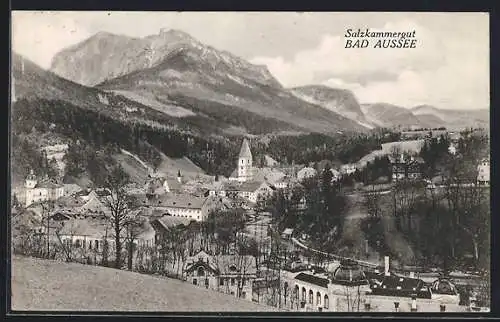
[477,159,490,185]
[24,170,65,207]
[297,167,317,182]
[340,164,357,176]
[143,194,214,221]
[184,251,257,301]
[389,155,424,181]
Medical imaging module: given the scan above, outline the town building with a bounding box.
[150,214,193,244]
[138,193,215,222]
[477,158,490,185]
[297,167,317,182]
[235,181,275,203]
[280,258,463,312]
[329,168,341,182]
[210,180,275,205]
[184,250,257,301]
[389,154,424,181]
[340,164,357,176]
[24,170,64,207]
[144,172,183,195]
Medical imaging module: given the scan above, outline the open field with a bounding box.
[11,256,281,312]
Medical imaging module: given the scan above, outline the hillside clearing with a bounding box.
[356,139,425,168]
[11,256,281,312]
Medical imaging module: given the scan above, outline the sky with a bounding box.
[12,11,489,110]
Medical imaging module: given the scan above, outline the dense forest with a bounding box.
[255,130,401,166]
[11,99,242,179]
[12,98,403,186]
[268,167,347,253]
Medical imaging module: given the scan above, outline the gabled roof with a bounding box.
[253,168,286,184]
[36,178,63,189]
[297,167,317,177]
[58,219,109,238]
[295,273,329,288]
[238,138,252,159]
[150,215,193,231]
[216,255,257,275]
[238,181,269,192]
[152,194,208,209]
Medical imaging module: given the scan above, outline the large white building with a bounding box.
[140,193,215,222]
[280,259,463,312]
[24,170,64,207]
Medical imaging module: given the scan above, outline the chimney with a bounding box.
[384,256,390,276]
[411,295,417,312]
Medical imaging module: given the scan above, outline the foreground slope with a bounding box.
[12,256,280,312]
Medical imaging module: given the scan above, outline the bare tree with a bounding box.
[103,165,138,269]
[391,180,424,233]
[40,200,55,258]
[343,284,362,312]
[364,185,382,219]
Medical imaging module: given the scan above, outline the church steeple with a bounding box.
[237,138,253,182]
[239,138,252,160]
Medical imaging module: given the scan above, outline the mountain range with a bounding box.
[14,28,489,137]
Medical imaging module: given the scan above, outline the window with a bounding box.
[308,290,313,304]
[75,239,81,248]
[317,292,321,306]
[241,160,244,164]
[205,278,209,288]
[324,295,329,309]
[302,287,306,302]
[241,292,246,298]
[231,278,235,286]
[197,267,205,277]
[242,278,246,286]
[95,240,99,250]
[193,278,197,285]
[219,278,224,286]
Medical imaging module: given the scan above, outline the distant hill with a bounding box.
[361,103,421,128]
[290,85,374,129]
[411,105,489,130]
[360,102,489,130]
[49,30,367,134]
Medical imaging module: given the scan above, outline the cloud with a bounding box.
[12,12,92,69]
[251,19,489,110]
